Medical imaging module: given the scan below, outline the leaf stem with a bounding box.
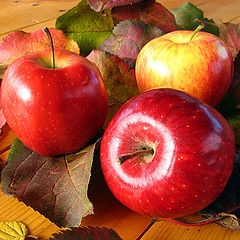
[189,23,205,42]
[43,27,55,69]
[153,213,228,226]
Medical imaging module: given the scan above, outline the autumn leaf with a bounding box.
[87,0,143,12]
[1,138,98,227]
[99,19,164,66]
[50,226,122,240]
[55,0,113,57]
[0,221,38,240]
[87,50,139,127]
[219,22,240,58]
[111,0,177,33]
[0,28,79,78]
[171,2,219,36]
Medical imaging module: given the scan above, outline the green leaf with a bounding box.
[55,0,113,57]
[1,138,98,227]
[171,2,219,36]
[50,226,122,240]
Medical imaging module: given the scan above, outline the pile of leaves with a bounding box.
[1,0,240,238]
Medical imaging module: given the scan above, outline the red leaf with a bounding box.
[219,22,240,58]
[112,0,177,33]
[87,0,143,12]
[1,138,98,227]
[0,28,80,77]
[50,226,122,240]
[87,50,139,127]
[99,19,164,66]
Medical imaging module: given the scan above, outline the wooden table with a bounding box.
[1,0,240,239]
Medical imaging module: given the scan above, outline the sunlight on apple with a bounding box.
[151,61,169,78]
[17,86,31,102]
[217,41,229,59]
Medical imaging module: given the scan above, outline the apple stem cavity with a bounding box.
[189,23,205,42]
[43,27,55,69]
[118,148,154,165]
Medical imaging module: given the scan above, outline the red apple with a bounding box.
[100,88,235,219]
[1,48,108,156]
[135,29,234,107]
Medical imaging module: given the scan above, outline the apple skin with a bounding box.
[135,30,234,107]
[100,88,235,219]
[1,48,108,156]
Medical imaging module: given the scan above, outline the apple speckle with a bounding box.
[195,194,198,198]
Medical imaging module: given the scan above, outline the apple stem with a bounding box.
[43,27,55,69]
[118,148,154,164]
[195,19,219,27]
[189,23,205,42]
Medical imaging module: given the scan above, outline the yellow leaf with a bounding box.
[0,221,27,240]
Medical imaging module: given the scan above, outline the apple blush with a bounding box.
[1,48,108,156]
[100,88,235,219]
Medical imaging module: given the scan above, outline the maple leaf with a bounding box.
[87,0,143,12]
[50,226,122,240]
[0,28,79,78]
[111,0,177,33]
[1,138,98,227]
[99,19,164,66]
[55,0,113,57]
[219,22,240,58]
[87,49,139,127]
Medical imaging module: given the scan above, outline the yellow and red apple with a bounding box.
[135,29,234,107]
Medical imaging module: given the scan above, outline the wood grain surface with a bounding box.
[0,0,240,239]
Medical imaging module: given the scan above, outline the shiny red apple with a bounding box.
[1,48,108,156]
[135,30,234,107]
[100,88,235,219]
